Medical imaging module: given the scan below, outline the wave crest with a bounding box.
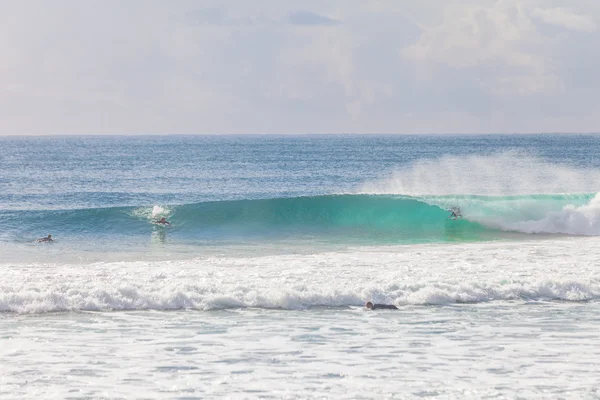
[4,192,600,244]
[2,279,597,314]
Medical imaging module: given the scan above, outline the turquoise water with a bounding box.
[1,134,600,251]
[3,193,597,248]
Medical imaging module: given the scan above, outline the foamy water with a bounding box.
[2,238,600,398]
[3,303,600,399]
[2,238,600,313]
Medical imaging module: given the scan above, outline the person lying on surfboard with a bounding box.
[365,301,398,310]
[36,234,54,243]
[154,217,170,225]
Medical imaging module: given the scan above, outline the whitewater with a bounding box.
[2,134,600,399]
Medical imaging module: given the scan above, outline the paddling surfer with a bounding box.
[36,234,54,243]
[365,301,398,310]
[154,217,170,225]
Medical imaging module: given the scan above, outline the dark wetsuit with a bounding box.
[371,304,398,310]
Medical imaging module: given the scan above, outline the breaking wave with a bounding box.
[3,192,600,248]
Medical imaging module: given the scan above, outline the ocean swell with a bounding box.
[2,193,600,246]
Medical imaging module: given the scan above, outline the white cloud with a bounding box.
[404,2,533,67]
[402,1,561,95]
[287,10,341,26]
[478,74,565,96]
[267,26,393,121]
[0,0,599,134]
[532,7,597,32]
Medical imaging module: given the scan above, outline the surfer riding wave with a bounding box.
[449,207,462,220]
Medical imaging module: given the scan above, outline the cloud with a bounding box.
[187,8,228,25]
[403,2,540,69]
[478,74,565,96]
[532,7,597,32]
[186,7,264,26]
[266,24,395,123]
[1,0,600,134]
[401,1,563,95]
[186,8,342,28]
[287,10,341,26]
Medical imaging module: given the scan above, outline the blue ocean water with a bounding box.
[1,134,599,252]
[3,134,600,399]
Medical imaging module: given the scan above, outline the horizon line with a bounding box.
[1,132,599,138]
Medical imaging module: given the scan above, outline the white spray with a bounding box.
[360,152,600,236]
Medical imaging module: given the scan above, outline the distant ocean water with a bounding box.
[2,134,600,398]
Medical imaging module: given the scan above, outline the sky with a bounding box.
[1,0,599,135]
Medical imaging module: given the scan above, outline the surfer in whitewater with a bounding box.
[154,217,170,225]
[36,234,54,243]
[449,207,462,220]
[365,301,398,310]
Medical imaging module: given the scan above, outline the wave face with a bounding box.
[2,193,600,246]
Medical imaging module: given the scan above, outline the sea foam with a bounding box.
[2,238,600,314]
[494,193,600,235]
[1,273,596,314]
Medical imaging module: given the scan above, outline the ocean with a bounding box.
[1,134,600,399]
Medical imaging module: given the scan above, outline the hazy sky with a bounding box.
[1,0,599,134]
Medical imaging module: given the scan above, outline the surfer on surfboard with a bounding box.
[36,234,54,243]
[365,301,398,310]
[449,207,462,220]
[154,217,170,225]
